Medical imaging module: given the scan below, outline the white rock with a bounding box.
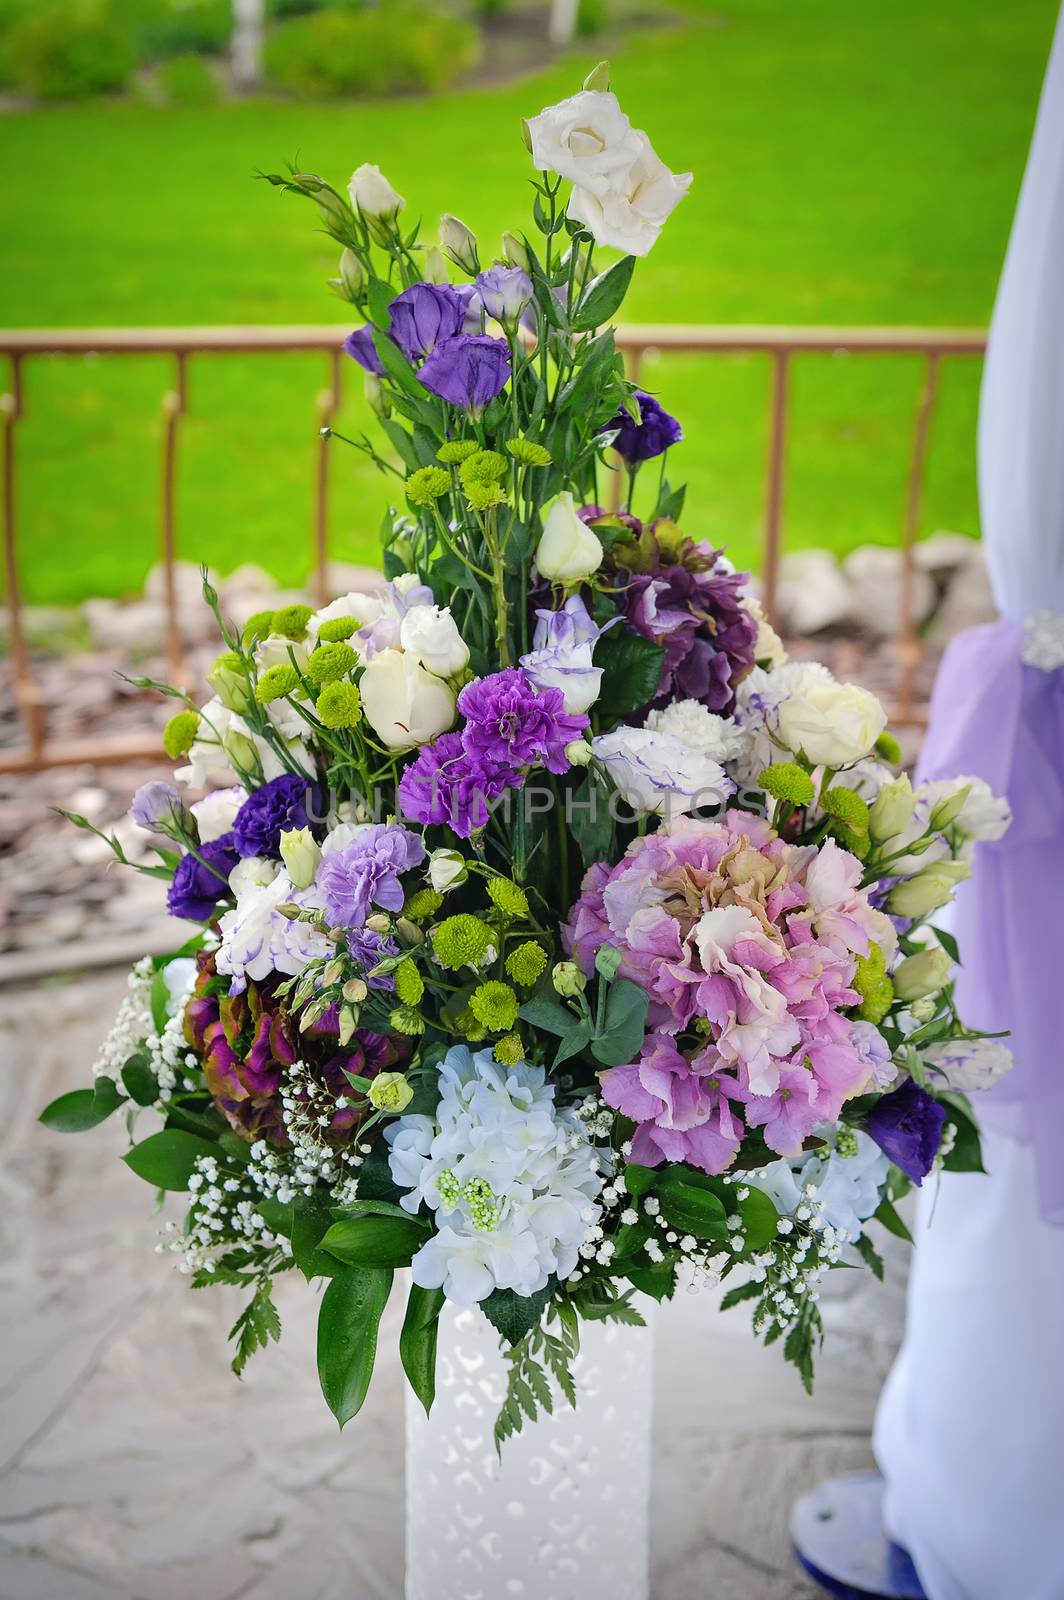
[842,544,935,638]
[914,531,980,576]
[82,598,167,654]
[222,563,278,598]
[929,541,997,640]
[774,549,852,634]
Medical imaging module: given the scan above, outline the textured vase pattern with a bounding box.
[405,1300,656,1600]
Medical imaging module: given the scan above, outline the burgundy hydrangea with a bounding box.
[458,668,589,775]
[398,731,520,839]
[167,833,240,922]
[866,1079,947,1184]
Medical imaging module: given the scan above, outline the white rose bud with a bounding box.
[535,492,604,585]
[279,826,322,890]
[399,603,470,679]
[776,672,886,768]
[929,783,972,832]
[359,647,456,750]
[439,213,479,275]
[887,861,970,918]
[868,775,916,841]
[893,947,954,1002]
[428,848,468,893]
[348,163,404,222]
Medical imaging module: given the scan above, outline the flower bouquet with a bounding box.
[45,65,1013,1446]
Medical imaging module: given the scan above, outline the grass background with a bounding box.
[0,0,1059,604]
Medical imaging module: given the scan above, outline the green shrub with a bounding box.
[111,0,231,61]
[264,3,481,99]
[155,48,218,102]
[576,0,608,37]
[6,3,135,99]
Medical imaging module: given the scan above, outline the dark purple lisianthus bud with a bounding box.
[387,282,466,364]
[167,832,240,922]
[232,775,319,860]
[866,1078,947,1184]
[604,390,683,463]
[129,781,190,834]
[476,265,532,326]
[342,325,384,375]
[418,334,511,412]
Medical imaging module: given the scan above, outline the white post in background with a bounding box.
[548,0,580,47]
[405,1301,656,1600]
[231,0,263,93]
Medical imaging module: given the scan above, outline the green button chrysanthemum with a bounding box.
[820,786,870,831]
[389,1005,426,1036]
[406,465,451,505]
[306,641,357,687]
[270,603,314,641]
[505,437,552,467]
[432,913,494,971]
[404,887,444,923]
[853,944,894,1024]
[505,941,547,987]
[486,876,529,920]
[316,680,362,729]
[493,1031,525,1067]
[459,448,507,484]
[162,709,200,759]
[436,439,479,465]
[758,761,815,808]
[394,958,425,1007]
[256,663,300,704]
[469,981,519,1033]
[317,616,358,643]
[241,608,276,649]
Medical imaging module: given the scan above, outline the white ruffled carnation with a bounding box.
[385,1046,605,1305]
[215,868,332,994]
[190,785,246,843]
[592,716,733,818]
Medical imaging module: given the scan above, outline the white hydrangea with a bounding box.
[385,1046,605,1305]
[923,1036,1015,1094]
[748,1126,889,1244]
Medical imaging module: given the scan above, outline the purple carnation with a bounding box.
[316,823,425,929]
[458,668,589,775]
[342,325,384,375]
[418,334,511,412]
[232,775,317,860]
[398,731,519,839]
[622,555,758,714]
[603,390,683,463]
[167,833,240,922]
[387,282,466,364]
[866,1079,947,1185]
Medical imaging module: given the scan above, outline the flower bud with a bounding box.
[500,230,530,272]
[552,961,587,997]
[339,247,365,300]
[535,491,604,584]
[439,213,480,276]
[868,775,915,842]
[428,848,468,894]
[887,861,969,919]
[929,783,972,831]
[422,245,450,284]
[594,945,622,981]
[565,738,593,767]
[365,912,392,934]
[364,372,390,419]
[279,826,321,889]
[348,163,404,222]
[207,651,252,715]
[908,997,938,1024]
[368,1071,414,1114]
[893,947,954,1002]
[222,727,258,775]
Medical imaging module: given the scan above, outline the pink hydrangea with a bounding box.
[565,813,895,1168]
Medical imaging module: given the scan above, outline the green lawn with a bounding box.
[0,0,1058,605]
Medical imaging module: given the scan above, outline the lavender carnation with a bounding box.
[167,833,240,922]
[317,823,425,929]
[603,390,683,463]
[398,731,520,840]
[866,1079,947,1184]
[232,775,319,860]
[458,668,589,775]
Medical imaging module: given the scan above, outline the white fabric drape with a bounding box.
[874,8,1064,1597]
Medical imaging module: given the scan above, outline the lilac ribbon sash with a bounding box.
[917,617,1064,1223]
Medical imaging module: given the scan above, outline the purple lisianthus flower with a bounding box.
[233,775,318,860]
[458,668,589,775]
[129,781,189,834]
[476,265,532,326]
[865,1079,947,1184]
[418,334,511,412]
[622,556,758,714]
[387,282,466,364]
[342,325,385,375]
[316,822,425,929]
[603,390,683,463]
[398,731,520,839]
[167,832,240,922]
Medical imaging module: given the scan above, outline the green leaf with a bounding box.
[853,1231,885,1281]
[481,1283,551,1346]
[371,326,426,401]
[874,1196,914,1243]
[40,1076,124,1133]
[120,1053,158,1107]
[624,1262,676,1301]
[150,967,171,1035]
[567,770,615,868]
[291,1191,342,1280]
[552,1019,592,1068]
[518,989,576,1037]
[658,1169,729,1240]
[366,276,394,326]
[590,979,649,1066]
[317,1265,393,1428]
[122,1129,219,1190]
[720,1278,764,1313]
[621,1163,658,1197]
[929,924,960,964]
[571,254,636,331]
[938,1093,987,1174]
[230,1283,282,1376]
[321,1214,428,1268]
[594,628,666,722]
[400,1283,445,1415]
[737,1186,779,1250]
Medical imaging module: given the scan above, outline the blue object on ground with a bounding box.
[791,1471,927,1599]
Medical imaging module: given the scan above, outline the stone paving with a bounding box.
[0,969,910,1600]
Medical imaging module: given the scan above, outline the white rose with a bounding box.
[535,492,603,584]
[743,595,787,669]
[348,163,404,220]
[190,785,246,843]
[525,89,643,197]
[568,129,691,257]
[775,668,886,767]
[359,647,456,749]
[399,603,470,679]
[592,725,732,817]
[428,847,468,893]
[644,699,745,765]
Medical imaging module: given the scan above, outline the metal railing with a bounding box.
[0,323,987,775]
